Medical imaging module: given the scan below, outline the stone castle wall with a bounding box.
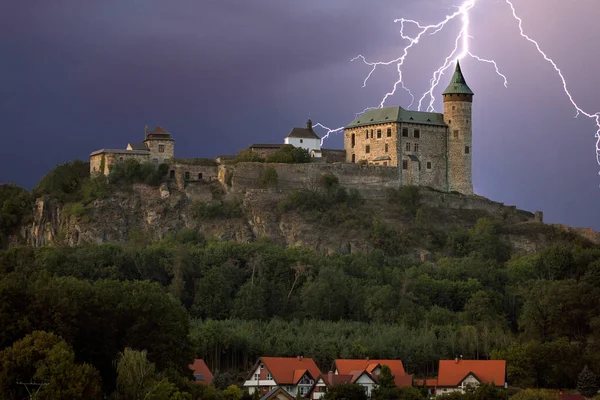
[146,139,175,165]
[345,123,399,166]
[90,152,150,176]
[444,96,473,194]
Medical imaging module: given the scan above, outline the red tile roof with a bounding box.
[437,360,506,387]
[334,359,408,387]
[189,359,213,385]
[321,374,353,386]
[262,357,321,385]
[416,378,438,387]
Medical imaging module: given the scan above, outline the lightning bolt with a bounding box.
[314,0,600,170]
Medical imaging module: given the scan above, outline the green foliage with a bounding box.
[319,173,340,189]
[259,167,278,185]
[323,383,367,400]
[266,144,311,164]
[173,158,218,166]
[577,365,599,398]
[388,185,421,218]
[510,389,560,400]
[222,385,243,400]
[192,199,244,220]
[445,218,510,262]
[0,331,102,399]
[108,159,169,186]
[0,184,33,247]
[234,149,265,163]
[64,202,88,219]
[33,159,91,201]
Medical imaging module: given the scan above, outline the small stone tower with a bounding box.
[443,60,474,195]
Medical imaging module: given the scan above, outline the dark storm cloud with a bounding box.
[1,0,599,229]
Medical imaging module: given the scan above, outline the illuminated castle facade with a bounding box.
[343,61,474,195]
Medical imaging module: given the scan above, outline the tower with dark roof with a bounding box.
[443,60,474,195]
[143,125,175,165]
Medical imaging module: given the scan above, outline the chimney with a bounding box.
[145,125,149,140]
[328,371,333,385]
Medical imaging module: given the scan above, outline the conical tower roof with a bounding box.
[443,60,474,95]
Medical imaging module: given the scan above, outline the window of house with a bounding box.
[414,143,419,152]
[377,129,382,138]
[454,130,459,138]
[184,171,190,180]
[158,144,165,153]
[405,142,411,151]
[254,373,260,380]
[198,173,203,179]
[300,139,303,143]
[365,145,370,154]
[402,160,408,170]
[267,373,272,380]
[169,170,175,179]
[260,364,264,369]
[387,128,392,137]
[351,154,355,163]
[402,128,409,137]
[427,161,432,170]
[351,134,355,148]
[465,146,470,154]
[414,129,420,138]
[385,143,388,153]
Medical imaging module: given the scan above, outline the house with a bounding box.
[189,359,213,385]
[309,370,377,399]
[333,359,413,388]
[261,387,295,400]
[243,356,321,398]
[436,359,506,395]
[285,119,322,157]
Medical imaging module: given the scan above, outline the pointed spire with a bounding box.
[443,60,474,96]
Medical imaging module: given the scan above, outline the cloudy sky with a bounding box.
[1,0,599,229]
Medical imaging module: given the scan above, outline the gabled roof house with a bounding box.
[436,359,506,395]
[243,357,321,398]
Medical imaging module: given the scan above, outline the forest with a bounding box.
[1,161,599,399]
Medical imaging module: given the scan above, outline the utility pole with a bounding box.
[17,380,49,399]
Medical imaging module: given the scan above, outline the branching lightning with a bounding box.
[314,0,600,170]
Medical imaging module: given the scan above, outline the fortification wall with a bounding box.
[226,162,401,199]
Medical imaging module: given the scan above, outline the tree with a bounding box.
[222,384,243,400]
[115,348,177,400]
[577,365,599,398]
[377,365,396,389]
[323,383,367,400]
[0,331,102,400]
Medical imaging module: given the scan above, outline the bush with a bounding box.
[108,160,169,186]
[259,167,278,186]
[266,144,310,164]
[388,185,421,218]
[173,158,217,166]
[319,173,339,189]
[0,184,33,248]
[64,202,87,219]
[234,150,264,163]
[192,199,244,220]
[33,160,90,202]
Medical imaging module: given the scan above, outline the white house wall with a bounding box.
[285,137,321,152]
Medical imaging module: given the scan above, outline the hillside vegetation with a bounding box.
[0,160,599,399]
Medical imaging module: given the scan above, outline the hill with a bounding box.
[1,159,600,398]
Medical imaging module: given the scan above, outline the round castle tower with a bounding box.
[443,60,474,195]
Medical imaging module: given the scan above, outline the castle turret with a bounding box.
[443,60,474,195]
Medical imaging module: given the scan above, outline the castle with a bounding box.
[343,61,474,195]
[89,61,474,195]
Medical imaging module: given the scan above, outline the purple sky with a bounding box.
[1,0,599,229]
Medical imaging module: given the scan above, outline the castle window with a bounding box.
[169,170,175,179]
[198,173,203,179]
[402,128,409,137]
[454,130,459,138]
[449,119,452,124]
[414,129,420,138]
[467,119,470,124]
[370,130,374,138]
[351,134,355,148]
[414,143,419,152]
[402,160,408,170]
[377,129,382,138]
[465,146,470,154]
[383,162,388,166]
[158,144,165,153]
[385,143,389,153]
[365,145,370,154]
[184,171,190,180]
[351,154,355,163]
[452,106,456,111]
[427,161,432,170]
[365,130,369,139]
[405,142,411,151]
[387,128,392,137]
